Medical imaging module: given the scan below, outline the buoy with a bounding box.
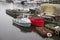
[47,33,52,37]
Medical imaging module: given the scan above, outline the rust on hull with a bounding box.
[36,27,54,37]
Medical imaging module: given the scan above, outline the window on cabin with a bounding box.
[24,15,28,18]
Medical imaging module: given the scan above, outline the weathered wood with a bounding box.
[36,27,54,37]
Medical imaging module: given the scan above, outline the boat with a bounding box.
[36,27,54,37]
[13,17,45,27]
[6,9,29,18]
[45,24,60,34]
[29,18,45,27]
[13,18,31,28]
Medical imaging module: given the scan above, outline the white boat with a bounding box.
[13,18,31,28]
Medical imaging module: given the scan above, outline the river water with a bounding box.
[0,2,59,40]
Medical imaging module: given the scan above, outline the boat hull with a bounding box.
[13,18,31,28]
[29,18,45,27]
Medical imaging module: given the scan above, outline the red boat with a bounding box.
[29,18,45,27]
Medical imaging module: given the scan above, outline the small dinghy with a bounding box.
[13,18,31,28]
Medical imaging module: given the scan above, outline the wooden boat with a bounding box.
[45,24,60,34]
[36,27,54,37]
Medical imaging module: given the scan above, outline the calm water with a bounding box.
[0,2,59,40]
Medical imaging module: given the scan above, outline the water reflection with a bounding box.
[12,22,47,38]
[13,23,32,32]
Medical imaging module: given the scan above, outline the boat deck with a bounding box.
[45,24,60,31]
